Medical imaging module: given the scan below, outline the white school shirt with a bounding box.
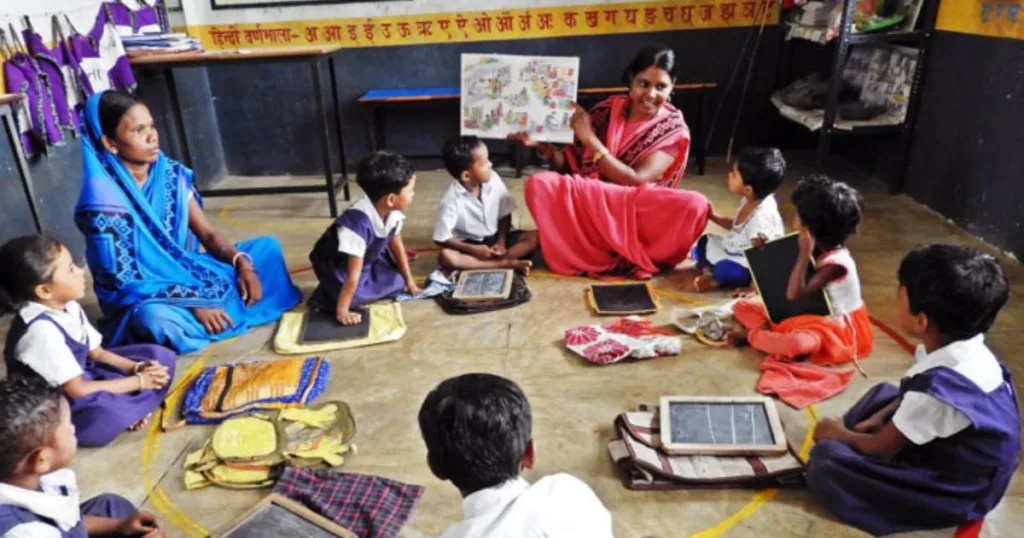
[0,469,82,538]
[336,196,405,258]
[818,248,865,317]
[13,301,102,387]
[433,172,516,243]
[892,335,1004,445]
[440,474,614,538]
[704,195,784,268]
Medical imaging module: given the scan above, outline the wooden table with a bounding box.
[358,82,717,178]
[131,46,350,217]
[0,93,43,231]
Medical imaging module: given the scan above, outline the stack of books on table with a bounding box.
[122,33,203,55]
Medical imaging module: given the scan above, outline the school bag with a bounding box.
[184,400,358,490]
[175,356,332,426]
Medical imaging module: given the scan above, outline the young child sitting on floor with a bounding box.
[808,245,1020,536]
[0,235,175,448]
[308,151,421,325]
[694,147,786,292]
[418,373,613,538]
[0,376,165,537]
[435,136,538,273]
[731,174,874,365]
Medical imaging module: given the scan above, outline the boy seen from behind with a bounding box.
[418,373,612,538]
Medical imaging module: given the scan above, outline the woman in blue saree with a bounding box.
[75,90,301,354]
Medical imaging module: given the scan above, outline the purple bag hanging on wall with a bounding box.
[23,17,79,133]
[1,27,63,156]
[2,31,41,155]
[87,3,137,92]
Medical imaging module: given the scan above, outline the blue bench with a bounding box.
[358,83,715,177]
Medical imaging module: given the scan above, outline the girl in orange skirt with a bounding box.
[731,174,873,366]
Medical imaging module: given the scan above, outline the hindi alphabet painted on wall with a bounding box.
[193,1,782,51]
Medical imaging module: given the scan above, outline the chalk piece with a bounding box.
[588,283,658,315]
[659,396,788,457]
[451,269,514,301]
[744,233,832,323]
[215,494,355,538]
[300,307,370,344]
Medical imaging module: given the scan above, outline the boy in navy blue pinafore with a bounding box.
[0,377,163,537]
[808,245,1021,536]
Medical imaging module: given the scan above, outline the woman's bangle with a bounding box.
[593,148,610,164]
[132,362,144,374]
[232,252,254,271]
[136,373,146,390]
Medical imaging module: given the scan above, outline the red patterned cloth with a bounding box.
[564,318,681,365]
[273,467,424,538]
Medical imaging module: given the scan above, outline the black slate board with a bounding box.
[590,283,657,314]
[221,502,338,538]
[300,307,370,343]
[668,402,775,446]
[744,234,832,323]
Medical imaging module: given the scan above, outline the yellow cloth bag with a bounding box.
[273,303,406,355]
[183,401,357,490]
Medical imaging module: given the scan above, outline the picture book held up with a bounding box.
[460,53,580,144]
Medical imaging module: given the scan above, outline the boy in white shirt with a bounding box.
[809,245,1020,535]
[693,147,786,293]
[434,136,538,274]
[0,376,164,537]
[418,373,613,538]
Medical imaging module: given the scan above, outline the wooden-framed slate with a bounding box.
[659,395,788,457]
[300,307,370,344]
[743,233,832,323]
[587,282,659,315]
[213,493,356,537]
[451,269,515,301]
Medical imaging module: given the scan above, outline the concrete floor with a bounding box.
[25,158,1024,537]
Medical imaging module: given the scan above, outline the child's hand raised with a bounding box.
[798,228,815,256]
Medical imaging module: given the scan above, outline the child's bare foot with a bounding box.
[129,415,151,431]
[693,274,720,292]
[726,327,749,348]
[507,259,532,275]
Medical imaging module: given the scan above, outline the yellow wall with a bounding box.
[936,0,1024,41]
[188,0,780,51]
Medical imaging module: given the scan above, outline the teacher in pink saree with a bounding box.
[510,46,710,279]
